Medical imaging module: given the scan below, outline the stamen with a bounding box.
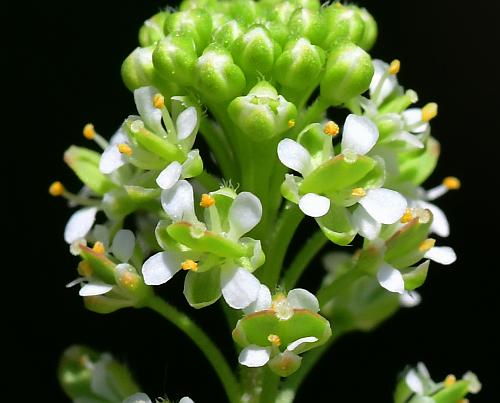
[443,176,461,190]
[78,261,93,278]
[49,181,65,197]
[272,293,294,320]
[418,238,435,252]
[92,241,106,254]
[120,272,138,287]
[153,93,165,109]
[267,334,281,347]
[287,119,296,128]
[388,59,400,75]
[444,374,456,387]
[200,194,216,208]
[181,259,198,271]
[400,208,414,224]
[421,102,438,122]
[83,123,96,140]
[324,121,340,137]
[351,187,366,197]
[118,143,133,156]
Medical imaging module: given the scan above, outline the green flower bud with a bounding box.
[228,0,259,26]
[288,7,327,46]
[194,45,246,103]
[355,6,378,51]
[274,38,325,91]
[268,351,302,377]
[264,20,289,47]
[64,146,117,195]
[268,2,297,25]
[114,263,152,304]
[227,81,297,142]
[179,0,217,11]
[164,8,212,53]
[213,20,244,49]
[231,25,281,80]
[138,11,167,47]
[323,3,365,48]
[153,34,197,87]
[320,42,374,106]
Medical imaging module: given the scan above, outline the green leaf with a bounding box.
[402,260,429,290]
[183,268,222,309]
[316,206,356,246]
[398,137,440,185]
[167,222,249,258]
[300,154,376,194]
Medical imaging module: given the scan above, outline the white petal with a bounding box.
[99,144,127,174]
[351,205,381,240]
[156,161,182,189]
[394,131,424,149]
[239,345,271,367]
[142,252,182,285]
[243,284,272,314]
[359,188,407,224]
[424,246,456,265]
[109,126,129,145]
[287,288,319,312]
[419,201,450,237]
[277,138,313,175]
[400,290,421,308]
[64,207,98,244]
[376,264,404,294]
[123,393,153,403]
[134,87,167,137]
[369,60,398,103]
[220,266,261,309]
[66,277,85,288]
[298,193,330,217]
[405,369,424,394]
[79,282,113,296]
[341,114,379,155]
[92,224,110,247]
[228,192,262,240]
[286,336,318,352]
[402,108,429,133]
[111,229,136,262]
[161,180,196,222]
[176,106,198,140]
[179,398,195,403]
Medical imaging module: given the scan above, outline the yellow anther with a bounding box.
[49,181,65,197]
[419,238,435,252]
[78,261,93,278]
[444,374,456,387]
[351,187,366,197]
[153,93,165,109]
[118,143,133,156]
[324,121,340,137]
[443,176,461,190]
[287,119,296,128]
[83,123,96,140]
[92,241,106,255]
[400,208,414,224]
[267,334,281,347]
[120,272,138,288]
[388,59,401,75]
[181,259,198,271]
[200,193,216,208]
[422,102,438,122]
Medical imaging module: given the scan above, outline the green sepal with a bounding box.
[352,155,386,190]
[183,267,222,309]
[213,20,244,48]
[83,295,133,314]
[354,243,385,275]
[378,90,418,115]
[316,206,356,246]
[139,12,167,47]
[123,186,161,203]
[101,189,139,220]
[300,154,376,194]
[432,381,469,403]
[268,351,302,377]
[402,260,429,290]
[264,20,289,46]
[354,6,378,51]
[288,8,326,46]
[296,123,331,166]
[384,216,433,269]
[79,246,116,284]
[232,309,331,353]
[164,8,212,52]
[63,146,116,195]
[398,137,440,185]
[323,4,365,48]
[167,221,249,258]
[155,219,187,252]
[114,264,152,304]
[182,149,204,178]
[228,0,259,26]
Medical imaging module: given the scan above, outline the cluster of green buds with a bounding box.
[53,0,479,402]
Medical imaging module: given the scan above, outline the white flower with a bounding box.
[64,207,98,244]
[99,127,130,174]
[369,59,401,106]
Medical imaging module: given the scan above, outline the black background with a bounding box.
[7,0,500,401]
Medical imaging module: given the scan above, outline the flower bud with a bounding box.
[231,25,281,80]
[227,81,297,141]
[64,146,116,195]
[228,0,259,26]
[213,20,244,49]
[355,6,378,51]
[114,263,152,304]
[153,34,197,86]
[164,8,212,53]
[194,45,246,103]
[288,7,327,46]
[320,42,374,106]
[323,4,365,48]
[179,0,217,11]
[268,351,302,377]
[138,11,167,47]
[268,2,297,25]
[264,20,289,46]
[274,38,325,91]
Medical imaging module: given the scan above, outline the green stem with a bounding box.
[196,170,221,192]
[199,117,235,180]
[316,267,366,307]
[261,368,281,403]
[145,296,241,403]
[300,96,330,132]
[282,230,328,290]
[261,203,304,288]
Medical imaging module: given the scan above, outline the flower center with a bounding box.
[118,143,133,156]
[200,194,216,208]
[267,334,281,347]
[351,187,366,197]
[181,259,198,272]
[153,93,165,109]
[323,121,339,137]
[92,241,106,254]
